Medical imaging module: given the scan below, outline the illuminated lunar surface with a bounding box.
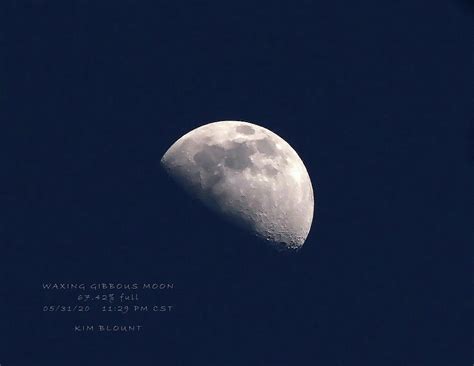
[161,121,314,251]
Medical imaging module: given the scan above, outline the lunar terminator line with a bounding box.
[161,120,314,251]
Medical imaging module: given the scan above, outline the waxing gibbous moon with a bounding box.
[161,121,314,251]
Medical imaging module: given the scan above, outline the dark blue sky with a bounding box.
[1,1,472,365]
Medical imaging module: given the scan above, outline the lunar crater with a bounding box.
[161,120,314,251]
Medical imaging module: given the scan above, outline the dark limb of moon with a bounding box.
[161,121,315,251]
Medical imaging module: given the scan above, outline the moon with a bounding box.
[161,120,314,251]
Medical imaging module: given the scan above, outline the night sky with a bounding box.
[1,1,472,365]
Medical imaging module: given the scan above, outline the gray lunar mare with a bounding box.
[161,121,314,251]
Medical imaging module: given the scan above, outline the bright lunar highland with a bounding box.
[161,121,314,251]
